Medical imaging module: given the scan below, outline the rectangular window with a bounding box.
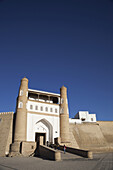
[30,105,33,110]
[35,105,38,110]
[45,107,48,112]
[40,106,43,111]
[55,108,57,113]
[31,146,34,149]
[50,108,53,112]
[91,118,93,121]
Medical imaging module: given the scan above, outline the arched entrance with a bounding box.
[35,118,53,145]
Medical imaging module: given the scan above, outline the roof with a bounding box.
[28,88,60,97]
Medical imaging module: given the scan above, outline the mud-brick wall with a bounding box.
[97,121,113,148]
[0,112,13,156]
[69,123,108,151]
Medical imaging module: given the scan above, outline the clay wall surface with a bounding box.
[21,141,36,156]
[0,112,13,156]
[69,123,111,152]
[97,121,113,148]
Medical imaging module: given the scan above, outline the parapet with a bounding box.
[0,112,14,120]
[0,112,14,115]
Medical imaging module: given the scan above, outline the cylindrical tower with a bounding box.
[60,86,70,143]
[14,77,28,142]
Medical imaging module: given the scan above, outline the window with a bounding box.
[81,118,85,121]
[55,108,57,113]
[20,90,23,96]
[60,108,64,114]
[30,105,33,110]
[35,105,38,110]
[61,98,64,104]
[31,146,34,149]
[45,107,48,112]
[50,108,53,112]
[40,106,43,111]
[18,102,23,108]
[26,91,28,97]
[91,118,93,121]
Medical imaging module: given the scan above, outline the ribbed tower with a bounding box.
[60,86,70,143]
[14,77,28,142]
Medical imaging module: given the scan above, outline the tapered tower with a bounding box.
[14,77,28,142]
[11,77,28,154]
[60,86,70,143]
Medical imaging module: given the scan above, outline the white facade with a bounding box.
[26,89,60,144]
[74,111,96,122]
[69,118,82,124]
[25,88,96,145]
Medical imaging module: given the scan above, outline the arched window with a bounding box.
[60,107,64,114]
[19,90,23,96]
[26,91,28,97]
[18,102,23,108]
[61,98,64,104]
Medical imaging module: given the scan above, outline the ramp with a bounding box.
[61,150,82,160]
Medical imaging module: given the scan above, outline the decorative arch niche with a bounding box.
[35,118,53,143]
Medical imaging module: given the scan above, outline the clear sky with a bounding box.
[0,0,113,121]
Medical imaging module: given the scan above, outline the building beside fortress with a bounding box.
[0,77,113,157]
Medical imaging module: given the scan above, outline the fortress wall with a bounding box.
[0,112,13,156]
[69,124,79,148]
[97,121,113,147]
[69,123,109,151]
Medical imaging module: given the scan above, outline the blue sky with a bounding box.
[0,0,113,121]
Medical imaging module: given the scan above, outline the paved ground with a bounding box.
[61,150,83,160]
[0,152,113,170]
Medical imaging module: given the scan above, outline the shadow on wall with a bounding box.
[12,112,16,143]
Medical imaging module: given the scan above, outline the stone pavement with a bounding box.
[60,150,83,160]
[0,152,113,170]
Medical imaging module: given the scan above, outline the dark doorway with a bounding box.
[35,133,46,146]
